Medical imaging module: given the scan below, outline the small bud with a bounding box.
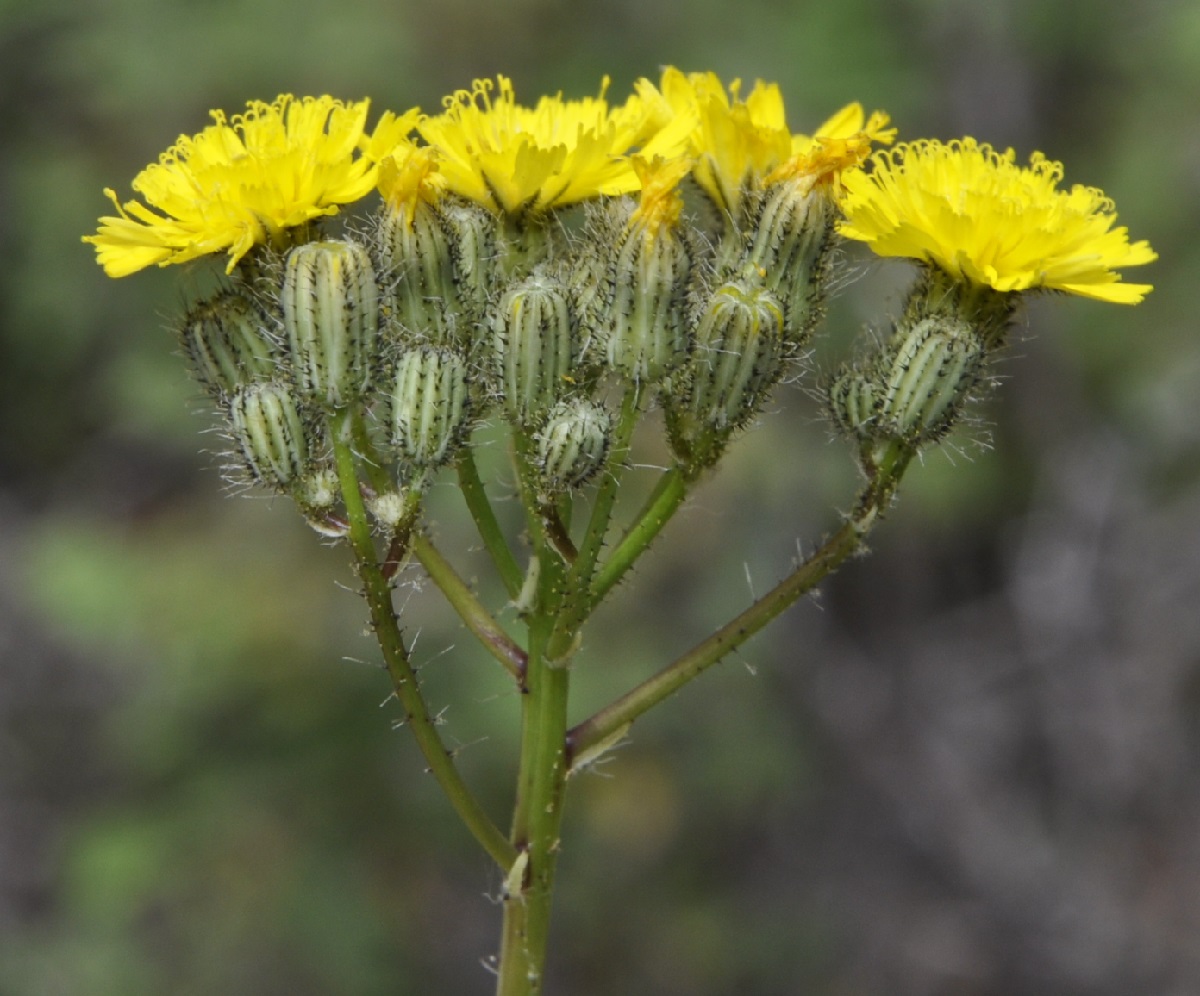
[379,197,457,344]
[598,205,692,383]
[439,196,500,325]
[228,381,311,490]
[384,347,472,468]
[535,398,612,492]
[741,178,835,346]
[824,368,878,438]
[298,465,340,510]
[876,317,987,444]
[180,292,277,398]
[664,279,785,469]
[368,490,412,530]
[282,240,379,407]
[492,269,576,424]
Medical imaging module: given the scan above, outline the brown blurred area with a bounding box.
[2,0,1197,992]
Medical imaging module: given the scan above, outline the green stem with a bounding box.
[458,446,524,600]
[589,464,689,609]
[495,422,575,996]
[566,452,912,766]
[497,621,570,995]
[329,409,516,871]
[412,533,527,681]
[546,384,642,659]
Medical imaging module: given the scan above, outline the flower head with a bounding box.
[660,67,792,217]
[85,95,377,278]
[417,75,679,217]
[838,138,1156,303]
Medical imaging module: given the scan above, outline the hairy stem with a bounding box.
[329,409,517,871]
[567,450,913,766]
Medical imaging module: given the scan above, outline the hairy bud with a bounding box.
[228,381,312,490]
[492,269,576,424]
[384,347,472,468]
[664,279,785,469]
[587,199,692,384]
[181,291,277,398]
[828,317,988,448]
[741,178,835,346]
[282,240,379,407]
[535,398,612,492]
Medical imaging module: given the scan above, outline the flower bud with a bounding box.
[741,178,835,345]
[824,368,878,438]
[535,398,612,492]
[664,279,785,469]
[492,269,576,424]
[876,317,987,444]
[228,381,311,490]
[180,291,277,398]
[827,317,988,448]
[596,210,691,384]
[439,197,499,325]
[384,347,471,468]
[379,198,457,344]
[282,239,379,407]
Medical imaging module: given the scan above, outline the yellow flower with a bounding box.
[417,75,679,217]
[659,67,792,217]
[85,95,376,278]
[770,102,896,193]
[838,138,1156,303]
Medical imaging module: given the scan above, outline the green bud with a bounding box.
[535,398,612,492]
[664,279,785,469]
[439,196,499,325]
[828,317,988,448]
[180,291,277,398]
[596,208,691,384]
[824,368,878,438]
[384,347,472,468]
[876,317,987,444]
[742,179,835,346]
[228,381,311,490]
[282,239,379,407]
[684,280,785,429]
[379,199,456,344]
[492,269,576,424]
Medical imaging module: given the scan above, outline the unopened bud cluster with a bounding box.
[824,268,1009,464]
[177,156,1005,530]
[178,159,863,518]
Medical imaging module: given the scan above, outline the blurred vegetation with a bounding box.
[2,0,1197,993]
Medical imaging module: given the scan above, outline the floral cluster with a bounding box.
[84,70,1155,516]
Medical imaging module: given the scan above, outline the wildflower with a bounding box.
[85,95,376,278]
[417,75,680,217]
[838,138,1156,303]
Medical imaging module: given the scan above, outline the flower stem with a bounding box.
[494,422,577,995]
[589,463,689,608]
[329,409,517,871]
[412,533,527,680]
[566,450,913,766]
[458,445,524,599]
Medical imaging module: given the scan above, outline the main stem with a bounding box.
[496,430,575,995]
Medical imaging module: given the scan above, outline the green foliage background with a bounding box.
[2,0,1196,992]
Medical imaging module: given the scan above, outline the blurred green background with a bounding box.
[3,0,1197,992]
